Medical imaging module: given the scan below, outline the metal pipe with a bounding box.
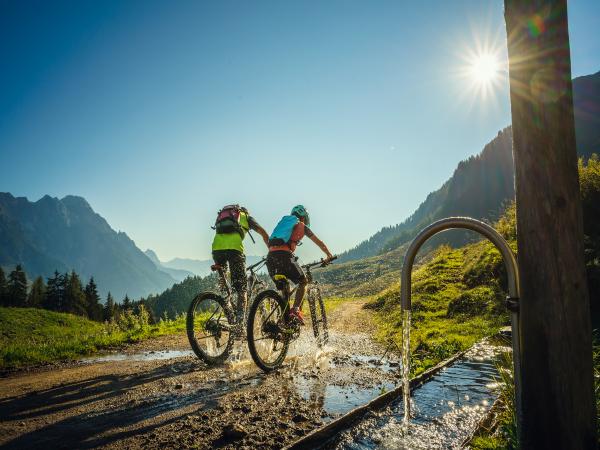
[400,217,521,432]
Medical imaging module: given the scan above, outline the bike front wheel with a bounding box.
[247,290,290,372]
[308,286,329,348]
[187,292,235,365]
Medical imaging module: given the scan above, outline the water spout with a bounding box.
[399,217,521,431]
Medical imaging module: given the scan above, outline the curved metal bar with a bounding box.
[401,217,520,309]
[399,217,521,434]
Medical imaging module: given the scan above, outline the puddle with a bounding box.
[82,349,195,363]
[331,341,508,449]
[332,355,400,374]
[81,340,254,365]
[276,332,403,419]
[293,375,397,418]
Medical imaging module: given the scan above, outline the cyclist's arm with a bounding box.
[254,224,270,247]
[248,216,270,247]
[308,233,333,260]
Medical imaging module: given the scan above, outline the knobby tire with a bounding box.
[187,291,235,365]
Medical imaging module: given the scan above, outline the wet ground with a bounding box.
[330,340,508,450]
[0,300,401,449]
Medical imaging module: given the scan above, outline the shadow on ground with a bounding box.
[0,360,263,449]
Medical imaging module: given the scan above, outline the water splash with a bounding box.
[401,308,411,425]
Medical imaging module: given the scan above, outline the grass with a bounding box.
[322,296,352,315]
[470,333,600,449]
[0,307,186,370]
[1,296,348,370]
[364,207,516,376]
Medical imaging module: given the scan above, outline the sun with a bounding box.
[455,46,506,103]
[453,25,507,107]
[469,52,501,85]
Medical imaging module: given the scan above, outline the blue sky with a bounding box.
[1,0,599,261]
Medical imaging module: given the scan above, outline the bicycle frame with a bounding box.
[214,257,268,318]
[275,258,334,313]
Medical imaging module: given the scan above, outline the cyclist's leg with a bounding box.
[293,280,308,310]
[212,250,228,266]
[227,250,247,322]
[272,252,306,310]
[212,250,229,292]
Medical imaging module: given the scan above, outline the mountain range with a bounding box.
[339,70,600,263]
[143,249,195,282]
[144,250,264,279]
[0,194,176,299]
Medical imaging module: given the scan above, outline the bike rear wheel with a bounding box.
[308,286,329,348]
[247,290,290,372]
[187,292,235,365]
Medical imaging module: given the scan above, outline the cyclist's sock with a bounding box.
[288,307,305,325]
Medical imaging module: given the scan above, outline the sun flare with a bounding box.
[469,52,500,85]
[456,43,506,104]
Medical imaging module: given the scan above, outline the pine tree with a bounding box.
[7,265,28,307]
[0,267,7,306]
[57,272,68,311]
[84,277,103,321]
[64,271,87,316]
[44,271,61,311]
[45,271,68,311]
[103,292,116,321]
[122,294,132,311]
[139,298,157,324]
[27,276,46,308]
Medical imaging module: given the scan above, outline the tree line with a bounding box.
[0,266,155,323]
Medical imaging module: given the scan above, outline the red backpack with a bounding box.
[213,205,242,234]
[212,205,255,242]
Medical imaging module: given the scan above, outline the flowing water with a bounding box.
[401,309,411,426]
[331,341,506,449]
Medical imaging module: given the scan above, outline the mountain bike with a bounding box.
[186,257,268,365]
[246,256,337,372]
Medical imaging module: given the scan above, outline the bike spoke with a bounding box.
[250,295,288,367]
[261,306,277,324]
[190,297,232,359]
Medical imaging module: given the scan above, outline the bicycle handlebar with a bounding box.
[302,255,338,269]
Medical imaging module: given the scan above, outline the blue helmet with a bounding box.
[291,205,310,227]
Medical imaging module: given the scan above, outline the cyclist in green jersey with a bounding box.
[212,205,269,320]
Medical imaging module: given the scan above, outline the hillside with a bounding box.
[340,71,600,263]
[367,218,515,375]
[0,306,187,369]
[0,194,176,299]
[574,71,600,157]
[146,274,220,319]
[320,154,600,303]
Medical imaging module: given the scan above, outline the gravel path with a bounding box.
[0,300,400,449]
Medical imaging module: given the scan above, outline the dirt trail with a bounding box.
[0,299,399,449]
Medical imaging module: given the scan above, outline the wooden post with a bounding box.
[504,0,596,447]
